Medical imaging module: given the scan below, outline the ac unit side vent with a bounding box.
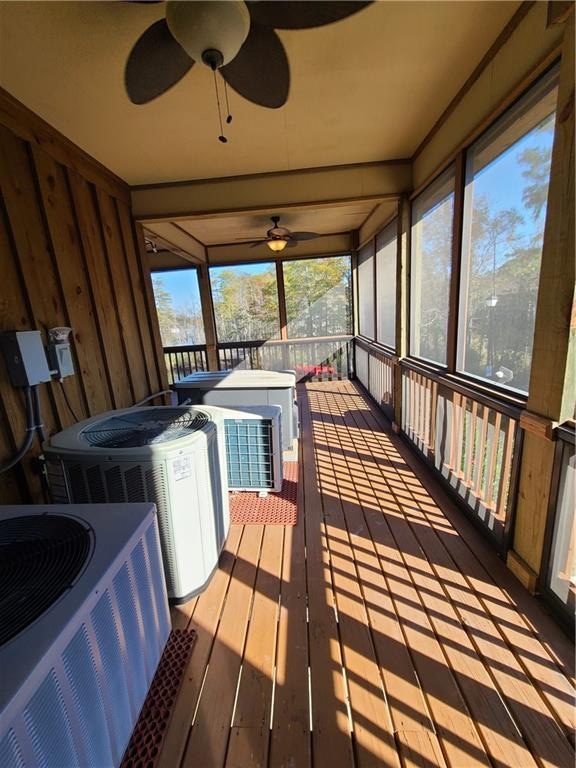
[225,419,275,489]
[61,624,114,766]
[45,460,70,504]
[0,728,25,768]
[86,465,106,503]
[68,465,89,503]
[125,465,146,502]
[105,465,124,503]
[91,591,133,750]
[144,465,176,587]
[23,670,77,768]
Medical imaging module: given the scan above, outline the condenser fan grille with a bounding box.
[82,408,210,448]
[0,515,92,647]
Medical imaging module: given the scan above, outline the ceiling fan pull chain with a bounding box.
[213,69,228,143]
[222,77,233,125]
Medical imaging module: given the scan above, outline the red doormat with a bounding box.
[120,628,196,768]
[229,461,298,525]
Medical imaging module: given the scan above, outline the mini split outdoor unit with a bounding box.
[220,405,283,493]
[44,405,230,603]
[0,503,170,768]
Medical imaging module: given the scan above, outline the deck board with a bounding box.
[161,381,575,768]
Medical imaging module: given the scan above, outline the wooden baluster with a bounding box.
[496,416,516,524]
[465,400,478,488]
[485,411,502,511]
[474,404,490,502]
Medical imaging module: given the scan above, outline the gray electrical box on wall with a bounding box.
[0,331,52,387]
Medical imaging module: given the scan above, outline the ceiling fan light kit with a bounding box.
[165,1,250,68]
[245,215,321,252]
[267,238,288,253]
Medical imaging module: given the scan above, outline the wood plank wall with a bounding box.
[0,88,168,503]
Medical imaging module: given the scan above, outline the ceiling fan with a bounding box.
[125,1,373,117]
[244,216,321,252]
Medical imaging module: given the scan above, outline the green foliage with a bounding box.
[283,256,352,338]
[211,267,280,342]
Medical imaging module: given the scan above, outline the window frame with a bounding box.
[208,260,282,344]
[375,217,398,352]
[408,163,456,369]
[151,265,206,347]
[453,65,559,396]
[281,253,353,340]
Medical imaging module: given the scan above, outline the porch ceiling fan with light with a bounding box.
[243,216,321,252]
[125,1,372,138]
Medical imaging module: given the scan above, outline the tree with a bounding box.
[519,114,555,223]
[152,276,177,345]
[283,256,352,337]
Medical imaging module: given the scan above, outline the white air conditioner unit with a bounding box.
[44,406,230,602]
[0,502,170,768]
[220,405,283,493]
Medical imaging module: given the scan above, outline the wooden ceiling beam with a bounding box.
[131,161,411,222]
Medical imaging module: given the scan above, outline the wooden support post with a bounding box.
[275,260,290,369]
[197,263,219,371]
[508,13,575,590]
[392,196,410,431]
[446,151,466,372]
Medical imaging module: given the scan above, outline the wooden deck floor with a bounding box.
[162,381,575,768]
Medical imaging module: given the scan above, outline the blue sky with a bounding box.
[153,261,273,309]
[473,115,554,251]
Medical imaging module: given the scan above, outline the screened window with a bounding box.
[457,69,558,393]
[210,263,280,342]
[376,219,397,348]
[152,268,205,346]
[410,166,455,364]
[283,255,352,338]
[358,243,374,339]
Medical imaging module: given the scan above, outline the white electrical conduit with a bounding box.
[0,386,38,475]
[134,389,174,407]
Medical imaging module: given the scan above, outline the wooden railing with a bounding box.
[218,336,353,381]
[163,335,353,384]
[164,344,208,384]
[355,338,394,420]
[354,337,523,551]
[542,421,575,627]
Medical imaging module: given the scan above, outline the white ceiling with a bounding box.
[0,1,521,186]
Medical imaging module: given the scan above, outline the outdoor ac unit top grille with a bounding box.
[81,408,210,449]
[0,515,92,648]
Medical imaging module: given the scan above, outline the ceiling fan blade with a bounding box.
[221,24,289,108]
[125,19,194,105]
[250,240,268,248]
[247,1,373,30]
[285,239,299,248]
[291,231,321,241]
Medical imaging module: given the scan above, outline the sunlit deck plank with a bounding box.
[182,524,265,768]
[226,524,285,768]
[314,393,403,768]
[159,523,244,768]
[269,460,311,768]
[161,379,574,768]
[357,385,576,736]
[300,390,356,767]
[316,391,454,768]
[342,391,541,768]
[308,385,491,768]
